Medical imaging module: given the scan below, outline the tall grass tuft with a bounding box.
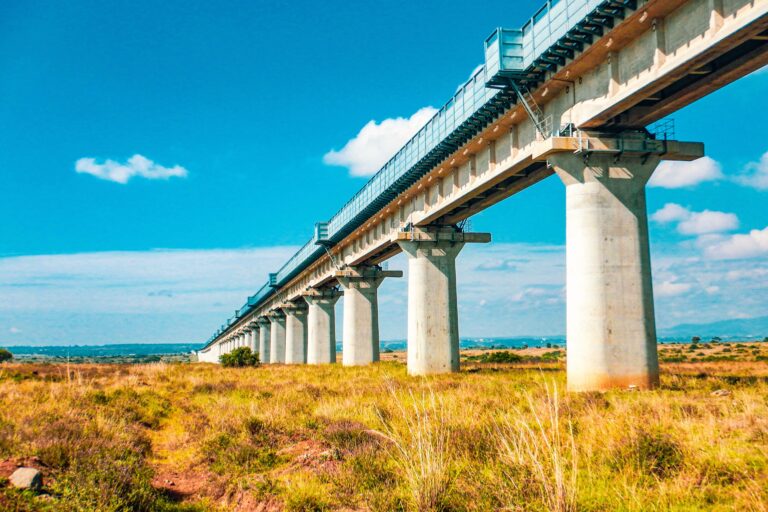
[377,382,455,512]
[496,381,577,512]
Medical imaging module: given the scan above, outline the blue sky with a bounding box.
[1,1,766,345]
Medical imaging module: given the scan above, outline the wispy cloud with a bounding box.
[651,251,768,325]
[655,280,692,297]
[323,107,437,177]
[75,154,188,184]
[648,156,723,188]
[734,150,768,190]
[1,243,766,344]
[0,247,296,344]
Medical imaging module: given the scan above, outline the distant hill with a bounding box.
[660,316,768,339]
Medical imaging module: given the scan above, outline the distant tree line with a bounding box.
[690,336,767,343]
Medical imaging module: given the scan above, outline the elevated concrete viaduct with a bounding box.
[198,0,768,391]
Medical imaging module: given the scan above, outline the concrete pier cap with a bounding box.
[267,309,287,364]
[395,225,491,376]
[545,132,704,392]
[281,301,309,364]
[303,287,342,364]
[335,265,403,366]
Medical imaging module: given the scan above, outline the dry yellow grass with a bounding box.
[0,343,767,511]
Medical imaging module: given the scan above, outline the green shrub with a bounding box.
[202,431,282,475]
[0,349,12,363]
[220,347,260,367]
[479,351,523,364]
[614,429,684,478]
[540,350,562,361]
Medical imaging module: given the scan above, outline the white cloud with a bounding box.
[651,203,690,223]
[648,156,723,188]
[75,154,188,184]
[735,150,768,190]
[9,327,21,334]
[678,210,739,235]
[323,106,437,177]
[703,226,768,260]
[725,268,768,281]
[655,281,692,297]
[651,203,738,235]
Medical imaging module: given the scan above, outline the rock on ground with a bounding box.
[9,467,42,490]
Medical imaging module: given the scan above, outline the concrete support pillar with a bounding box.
[268,311,286,364]
[249,326,259,352]
[550,151,662,391]
[336,266,402,366]
[282,302,308,364]
[396,227,490,375]
[303,288,342,364]
[257,317,271,363]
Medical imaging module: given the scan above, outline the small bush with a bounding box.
[0,349,12,363]
[614,428,684,478]
[480,351,523,364]
[541,350,563,361]
[220,347,260,367]
[284,474,332,512]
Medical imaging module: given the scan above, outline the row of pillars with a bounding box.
[221,228,489,376]
[219,153,669,391]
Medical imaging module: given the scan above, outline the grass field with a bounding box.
[1,342,767,511]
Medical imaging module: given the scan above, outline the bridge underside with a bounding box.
[199,0,767,391]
